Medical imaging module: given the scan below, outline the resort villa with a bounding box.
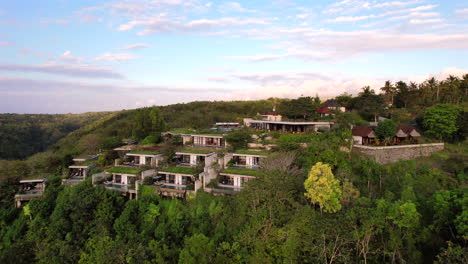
[62,155,97,186]
[225,150,267,169]
[15,179,46,208]
[352,125,421,145]
[175,149,216,167]
[123,151,163,167]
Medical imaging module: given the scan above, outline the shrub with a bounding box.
[141,134,161,145]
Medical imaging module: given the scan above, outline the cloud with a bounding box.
[0,77,229,94]
[328,4,439,23]
[408,18,443,24]
[0,63,124,79]
[256,28,468,60]
[40,19,70,24]
[373,1,422,9]
[225,50,336,62]
[222,70,335,86]
[118,17,268,35]
[95,53,137,62]
[118,43,151,50]
[224,67,468,100]
[218,2,255,13]
[329,14,377,22]
[60,51,82,63]
[0,41,10,46]
[455,8,468,18]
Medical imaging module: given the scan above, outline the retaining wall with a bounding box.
[352,143,444,164]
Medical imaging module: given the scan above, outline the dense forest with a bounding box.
[0,112,111,160]
[0,76,466,263]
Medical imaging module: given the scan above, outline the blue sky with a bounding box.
[0,0,467,113]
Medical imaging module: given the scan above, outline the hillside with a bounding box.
[0,112,112,160]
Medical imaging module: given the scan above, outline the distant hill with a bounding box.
[0,112,112,159]
[1,100,275,159]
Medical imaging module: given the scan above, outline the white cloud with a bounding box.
[119,17,268,35]
[328,4,439,23]
[40,19,70,24]
[218,2,255,13]
[0,63,123,79]
[224,67,468,100]
[60,50,82,63]
[408,18,443,24]
[95,53,137,62]
[329,14,377,22]
[455,8,468,18]
[373,1,422,9]
[118,43,151,50]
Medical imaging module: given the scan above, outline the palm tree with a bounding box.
[380,80,395,104]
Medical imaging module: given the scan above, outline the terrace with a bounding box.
[230,150,268,168]
[153,166,198,194]
[217,167,260,191]
[175,148,214,166]
[123,151,163,167]
[15,179,46,208]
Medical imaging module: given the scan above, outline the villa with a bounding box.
[15,179,46,208]
[184,134,226,148]
[352,126,377,145]
[62,156,97,186]
[123,151,163,167]
[225,150,267,168]
[212,167,261,195]
[154,166,200,198]
[352,125,421,145]
[245,119,334,133]
[174,148,216,167]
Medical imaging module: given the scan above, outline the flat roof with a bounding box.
[106,167,141,175]
[248,119,333,126]
[191,134,224,138]
[176,148,214,155]
[20,179,45,183]
[158,166,198,175]
[233,149,269,156]
[215,122,239,125]
[220,168,263,177]
[127,151,161,156]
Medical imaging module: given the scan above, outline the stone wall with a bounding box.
[352,143,444,164]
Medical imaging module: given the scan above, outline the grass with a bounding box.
[177,148,213,154]
[106,167,141,175]
[159,166,198,175]
[234,149,269,156]
[221,167,264,177]
[128,151,161,155]
[72,159,97,166]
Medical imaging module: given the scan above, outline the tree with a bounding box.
[423,104,463,141]
[350,87,386,122]
[304,162,342,213]
[279,96,319,120]
[224,129,252,151]
[178,234,216,264]
[79,134,102,153]
[150,107,166,132]
[380,80,395,105]
[375,119,396,145]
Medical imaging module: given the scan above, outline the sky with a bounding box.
[0,0,467,113]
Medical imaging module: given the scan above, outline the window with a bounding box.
[168,174,175,184]
[114,174,121,183]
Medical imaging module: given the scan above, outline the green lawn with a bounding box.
[221,167,264,177]
[106,167,141,175]
[159,166,198,175]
